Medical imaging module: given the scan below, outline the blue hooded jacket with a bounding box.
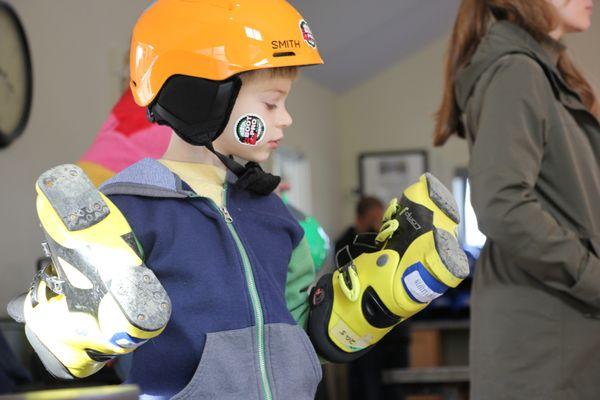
[100,158,321,399]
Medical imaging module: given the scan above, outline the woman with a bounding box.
[434,0,599,398]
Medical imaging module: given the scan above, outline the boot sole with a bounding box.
[422,173,469,279]
[433,228,469,279]
[424,173,460,224]
[37,164,171,333]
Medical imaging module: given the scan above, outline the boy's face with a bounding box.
[214,73,294,163]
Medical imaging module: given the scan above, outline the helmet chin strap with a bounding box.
[205,143,281,196]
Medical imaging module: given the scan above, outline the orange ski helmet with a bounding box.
[131,0,323,107]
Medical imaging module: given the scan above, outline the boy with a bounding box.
[9,1,468,398]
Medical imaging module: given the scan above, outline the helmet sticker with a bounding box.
[234,114,266,146]
[299,20,317,49]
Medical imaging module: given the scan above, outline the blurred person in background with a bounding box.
[434,0,600,398]
[335,196,384,259]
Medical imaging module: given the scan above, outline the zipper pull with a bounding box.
[221,206,233,223]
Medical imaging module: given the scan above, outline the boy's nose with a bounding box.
[277,108,293,129]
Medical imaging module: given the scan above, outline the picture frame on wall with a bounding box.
[358,150,428,204]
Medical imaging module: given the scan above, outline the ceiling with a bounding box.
[288,0,461,93]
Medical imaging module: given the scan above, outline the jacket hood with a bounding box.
[454,21,565,111]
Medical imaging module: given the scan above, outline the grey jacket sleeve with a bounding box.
[467,55,600,308]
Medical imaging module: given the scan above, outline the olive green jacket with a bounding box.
[456,21,600,399]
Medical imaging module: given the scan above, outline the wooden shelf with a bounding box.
[410,319,469,331]
[382,366,469,385]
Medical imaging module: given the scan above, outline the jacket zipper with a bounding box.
[190,187,273,400]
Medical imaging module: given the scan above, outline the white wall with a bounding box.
[0,0,341,316]
[337,37,468,224]
[283,76,341,236]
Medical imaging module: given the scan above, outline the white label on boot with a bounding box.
[330,319,373,352]
[403,267,445,304]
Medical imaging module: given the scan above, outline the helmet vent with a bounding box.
[273,51,296,58]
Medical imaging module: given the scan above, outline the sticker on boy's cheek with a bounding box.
[234,114,267,146]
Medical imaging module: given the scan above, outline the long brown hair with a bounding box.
[433,0,600,146]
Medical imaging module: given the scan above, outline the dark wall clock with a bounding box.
[0,1,32,148]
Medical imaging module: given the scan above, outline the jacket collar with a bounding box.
[492,21,563,68]
[100,158,236,198]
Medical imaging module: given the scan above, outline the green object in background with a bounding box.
[299,215,330,272]
[281,194,330,272]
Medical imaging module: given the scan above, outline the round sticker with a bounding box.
[299,20,317,49]
[234,114,266,146]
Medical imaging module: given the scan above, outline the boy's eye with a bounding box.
[264,103,278,110]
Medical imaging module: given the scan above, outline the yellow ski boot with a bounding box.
[7,164,171,379]
[308,173,469,362]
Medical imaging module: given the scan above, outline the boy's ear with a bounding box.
[149,75,242,146]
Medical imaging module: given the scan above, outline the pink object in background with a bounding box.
[79,90,171,185]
